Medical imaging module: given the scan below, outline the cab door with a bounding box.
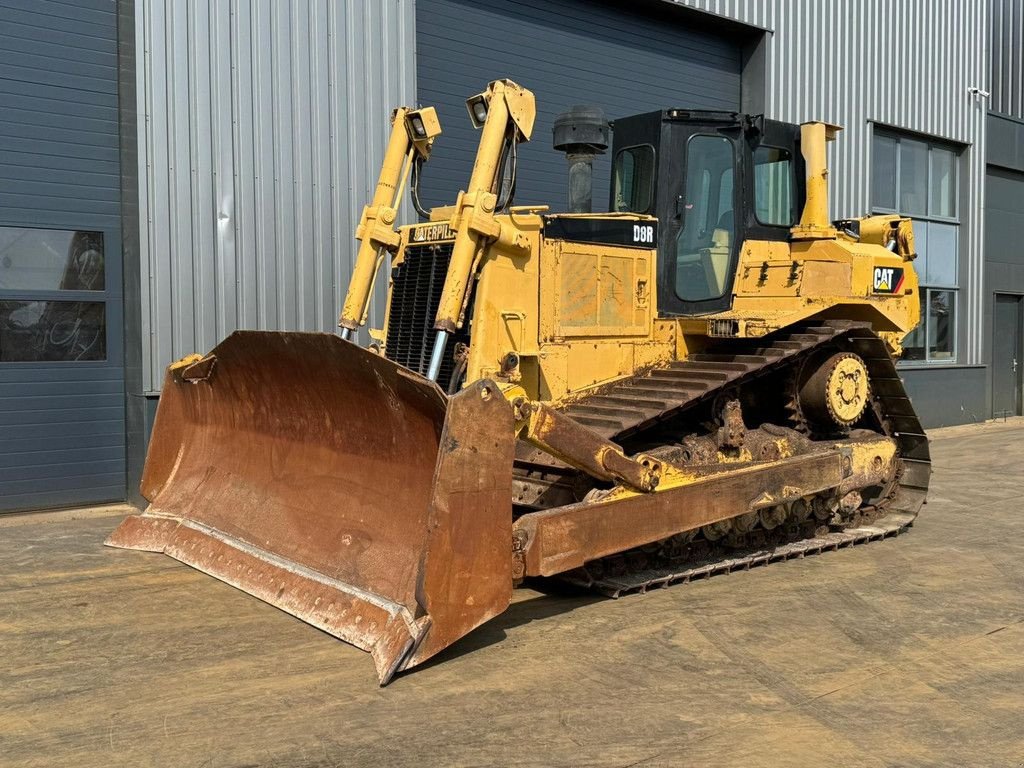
[655,117,802,318]
[656,120,742,317]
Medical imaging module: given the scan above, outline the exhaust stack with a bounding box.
[791,120,842,240]
[553,106,609,213]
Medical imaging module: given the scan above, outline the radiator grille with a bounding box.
[385,242,472,391]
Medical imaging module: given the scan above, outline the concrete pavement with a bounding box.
[1,421,1023,767]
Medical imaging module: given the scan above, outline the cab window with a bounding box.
[675,135,735,302]
[612,145,655,213]
[753,146,795,226]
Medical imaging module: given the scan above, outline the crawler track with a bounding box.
[560,511,918,598]
[513,319,931,595]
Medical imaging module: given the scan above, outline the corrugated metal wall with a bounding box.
[136,0,994,388]
[991,0,1024,119]
[134,0,415,392]
[416,0,742,212]
[674,0,989,365]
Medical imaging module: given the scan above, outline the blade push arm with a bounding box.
[510,396,662,494]
[339,107,441,339]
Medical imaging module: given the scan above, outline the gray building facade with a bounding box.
[0,0,125,511]
[984,0,1024,419]
[0,0,1020,512]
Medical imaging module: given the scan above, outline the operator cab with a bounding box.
[610,111,806,316]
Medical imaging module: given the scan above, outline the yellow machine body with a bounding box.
[381,210,919,405]
[109,80,929,685]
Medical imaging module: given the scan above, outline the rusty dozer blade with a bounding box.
[106,331,515,684]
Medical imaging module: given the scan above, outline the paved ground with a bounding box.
[2,421,1024,767]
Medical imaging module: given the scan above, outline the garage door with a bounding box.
[0,0,125,512]
[416,0,743,210]
[986,166,1024,417]
[987,167,1024,265]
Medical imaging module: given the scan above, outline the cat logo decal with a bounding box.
[872,266,905,294]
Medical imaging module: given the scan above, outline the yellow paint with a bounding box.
[790,121,841,240]
[169,353,204,371]
[827,355,870,424]
[340,106,441,332]
[369,82,921,411]
[383,206,919,405]
[597,435,897,505]
[434,80,536,333]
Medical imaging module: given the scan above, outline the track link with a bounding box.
[561,512,917,598]
[515,319,931,596]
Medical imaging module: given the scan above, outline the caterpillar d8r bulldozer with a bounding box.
[108,79,930,685]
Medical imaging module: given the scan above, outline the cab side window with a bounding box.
[753,146,795,226]
[612,145,655,213]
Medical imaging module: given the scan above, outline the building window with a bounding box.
[0,227,107,362]
[872,130,959,363]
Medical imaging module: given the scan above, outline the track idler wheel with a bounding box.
[796,351,870,432]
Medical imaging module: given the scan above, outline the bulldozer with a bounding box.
[108,80,930,685]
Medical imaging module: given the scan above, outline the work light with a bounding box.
[403,107,441,155]
[409,115,427,138]
[466,94,489,127]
